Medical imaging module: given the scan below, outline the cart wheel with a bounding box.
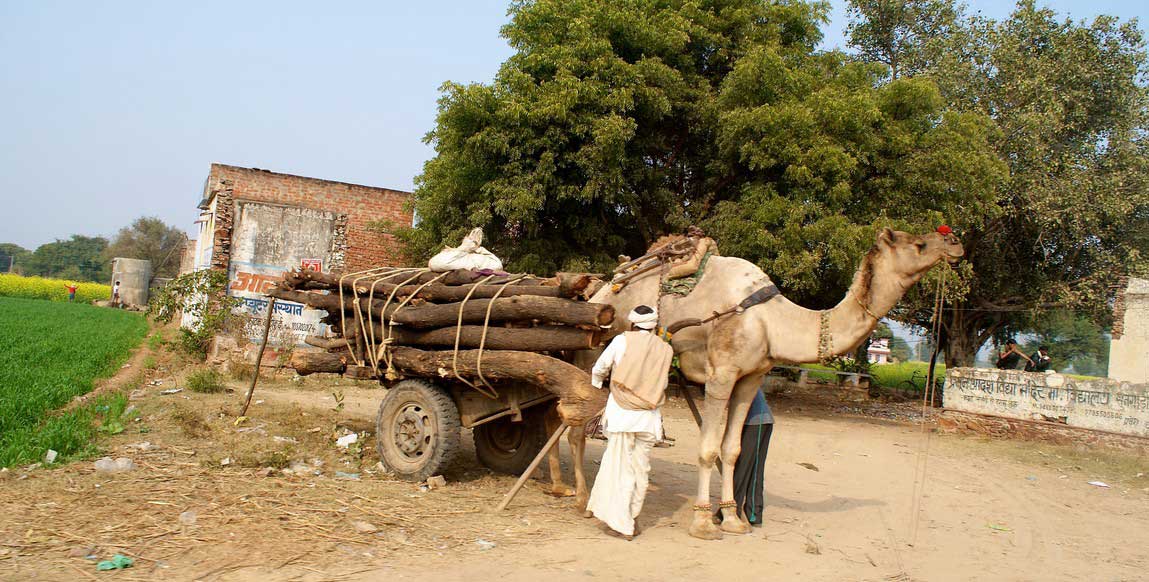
[375,379,461,481]
[473,407,548,475]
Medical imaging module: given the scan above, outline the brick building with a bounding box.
[185,163,412,348]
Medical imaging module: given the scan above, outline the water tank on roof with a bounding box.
[111,258,152,307]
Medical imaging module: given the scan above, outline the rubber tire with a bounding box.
[473,408,548,475]
[375,379,461,482]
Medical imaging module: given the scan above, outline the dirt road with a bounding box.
[1,369,1146,582]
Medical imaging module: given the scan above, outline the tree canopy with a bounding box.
[22,235,110,282]
[405,0,1146,369]
[406,0,1003,311]
[104,216,187,279]
[849,0,1149,365]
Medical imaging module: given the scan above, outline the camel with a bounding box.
[578,227,963,539]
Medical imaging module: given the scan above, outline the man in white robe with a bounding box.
[586,305,674,539]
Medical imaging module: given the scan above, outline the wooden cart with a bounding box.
[373,374,557,482]
[290,340,602,483]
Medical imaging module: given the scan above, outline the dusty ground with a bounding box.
[1,343,1147,582]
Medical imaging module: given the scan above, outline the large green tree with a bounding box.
[848,0,1149,366]
[407,0,1003,313]
[23,235,110,282]
[104,217,187,279]
[405,0,830,274]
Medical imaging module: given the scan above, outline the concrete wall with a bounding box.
[944,367,1149,438]
[110,258,152,308]
[1109,278,1149,383]
[227,201,338,347]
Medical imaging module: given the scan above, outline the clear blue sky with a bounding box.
[1,0,1145,249]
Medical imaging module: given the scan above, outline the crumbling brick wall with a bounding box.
[207,164,411,272]
[210,187,235,272]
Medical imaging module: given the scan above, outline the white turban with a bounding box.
[628,305,658,329]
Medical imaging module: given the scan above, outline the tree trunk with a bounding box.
[267,288,614,328]
[292,350,348,375]
[942,307,1002,368]
[350,324,600,352]
[388,348,606,423]
[288,348,607,423]
[281,270,593,301]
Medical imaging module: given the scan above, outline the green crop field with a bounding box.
[870,361,947,390]
[779,361,946,391]
[0,297,147,467]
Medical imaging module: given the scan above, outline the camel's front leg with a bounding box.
[717,373,764,534]
[689,365,738,540]
[543,405,575,497]
[568,423,590,516]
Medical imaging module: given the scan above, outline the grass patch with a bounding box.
[229,361,256,382]
[775,361,947,390]
[170,407,213,438]
[146,332,168,351]
[0,297,147,467]
[0,273,110,303]
[870,361,947,390]
[186,368,226,394]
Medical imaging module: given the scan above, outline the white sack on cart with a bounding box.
[428,227,504,272]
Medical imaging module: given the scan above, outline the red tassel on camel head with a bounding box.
[937,225,953,235]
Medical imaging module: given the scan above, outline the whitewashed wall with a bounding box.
[944,367,1149,438]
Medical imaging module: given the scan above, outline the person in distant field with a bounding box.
[586,305,674,540]
[995,341,1032,370]
[1026,346,1052,373]
[64,283,78,302]
[111,280,121,307]
[716,383,774,528]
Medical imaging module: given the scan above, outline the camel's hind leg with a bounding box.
[543,404,575,497]
[718,372,765,534]
[689,364,739,541]
[568,422,590,516]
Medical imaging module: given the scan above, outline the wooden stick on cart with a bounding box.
[240,298,276,417]
[496,423,570,511]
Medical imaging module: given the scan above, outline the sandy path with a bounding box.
[2,374,1146,582]
[342,405,1149,582]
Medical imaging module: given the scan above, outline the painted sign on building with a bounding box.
[944,367,1149,438]
[228,202,340,347]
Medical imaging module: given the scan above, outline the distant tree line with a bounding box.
[1,217,185,283]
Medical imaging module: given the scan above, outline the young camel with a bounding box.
[582,228,963,540]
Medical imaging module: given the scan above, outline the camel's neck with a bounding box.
[767,251,919,365]
[820,254,912,358]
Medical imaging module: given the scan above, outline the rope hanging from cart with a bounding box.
[338,266,417,367]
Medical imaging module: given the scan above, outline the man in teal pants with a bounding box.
[717,384,774,527]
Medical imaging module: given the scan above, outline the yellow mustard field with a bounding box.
[0,274,111,303]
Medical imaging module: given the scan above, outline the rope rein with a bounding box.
[909,264,949,544]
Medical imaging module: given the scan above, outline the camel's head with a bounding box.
[875,227,964,279]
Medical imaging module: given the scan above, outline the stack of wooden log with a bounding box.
[268,268,612,378]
